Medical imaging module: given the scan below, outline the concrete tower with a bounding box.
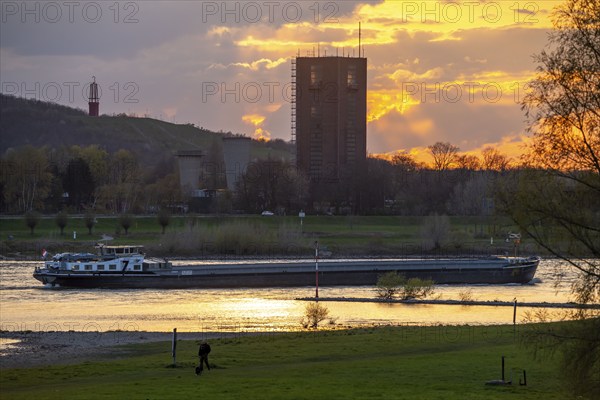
[294,55,367,183]
[176,150,204,192]
[222,137,252,191]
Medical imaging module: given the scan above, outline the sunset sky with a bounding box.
[0,1,561,162]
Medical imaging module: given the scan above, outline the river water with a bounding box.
[0,259,583,333]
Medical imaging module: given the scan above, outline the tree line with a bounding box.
[0,140,547,218]
[232,141,515,216]
[0,145,182,214]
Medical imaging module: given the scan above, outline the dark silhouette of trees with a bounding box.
[480,147,510,171]
[1,146,52,212]
[516,0,599,303]
[55,211,68,235]
[420,213,450,250]
[103,149,141,213]
[62,157,95,211]
[157,209,171,234]
[235,159,308,213]
[24,210,40,235]
[428,142,459,171]
[455,154,480,171]
[501,1,599,397]
[119,213,133,235]
[84,212,96,235]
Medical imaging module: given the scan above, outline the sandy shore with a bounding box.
[0,331,236,369]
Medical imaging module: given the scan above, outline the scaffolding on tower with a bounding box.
[290,57,297,162]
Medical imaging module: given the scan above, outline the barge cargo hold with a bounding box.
[33,246,539,289]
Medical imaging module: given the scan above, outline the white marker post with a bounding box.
[513,299,517,338]
[299,210,305,233]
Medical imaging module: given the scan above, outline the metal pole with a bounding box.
[172,328,177,366]
[315,241,319,300]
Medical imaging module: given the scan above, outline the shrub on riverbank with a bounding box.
[153,220,310,256]
[376,272,435,300]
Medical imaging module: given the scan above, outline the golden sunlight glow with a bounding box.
[226,298,290,313]
[242,113,271,141]
[372,134,532,167]
[226,0,565,156]
[367,89,419,122]
[465,134,532,161]
[231,57,288,70]
[235,1,556,50]
[372,146,434,165]
[242,114,265,126]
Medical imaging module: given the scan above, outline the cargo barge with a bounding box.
[33,245,539,289]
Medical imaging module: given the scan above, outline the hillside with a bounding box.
[0,94,293,165]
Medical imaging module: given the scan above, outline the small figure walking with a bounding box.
[196,342,211,376]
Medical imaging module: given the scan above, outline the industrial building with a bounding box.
[176,150,205,191]
[176,136,252,212]
[222,136,252,191]
[292,55,367,183]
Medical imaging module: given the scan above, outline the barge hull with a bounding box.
[34,262,538,289]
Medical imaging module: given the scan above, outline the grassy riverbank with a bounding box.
[1,214,536,258]
[1,324,568,399]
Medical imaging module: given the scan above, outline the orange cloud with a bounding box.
[242,113,270,141]
[463,134,532,162]
[228,0,562,156]
[231,57,288,71]
[372,134,532,167]
[367,89,419,122]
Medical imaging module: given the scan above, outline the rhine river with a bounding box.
[0,259,582,333]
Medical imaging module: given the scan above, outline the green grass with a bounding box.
[0,325,567,399]
[1,214,533,257]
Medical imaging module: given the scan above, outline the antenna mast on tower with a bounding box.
[358,22,361,57]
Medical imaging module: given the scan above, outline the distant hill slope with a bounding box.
[0,94,293,165]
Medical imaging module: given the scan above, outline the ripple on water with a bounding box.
[0,259,588,332]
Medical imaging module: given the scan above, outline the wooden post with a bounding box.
[172,328,177,366]
[315,241,319,300]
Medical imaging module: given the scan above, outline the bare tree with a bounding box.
[24,210,40,235]
[428,142,459,171]
[391,151,421,172]
[420,213,451,250]
[1,146,52,212]
[505,1,599,397]
[119,213,133,235]
[455,154,480,171]
[157,209,171,234]
[55,211,68,235]
[447,174,490,216]
[480,147,510,171]
[517,0,600,304]
[84,212,96,235]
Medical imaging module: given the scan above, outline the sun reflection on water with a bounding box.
[0,259,585,332]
